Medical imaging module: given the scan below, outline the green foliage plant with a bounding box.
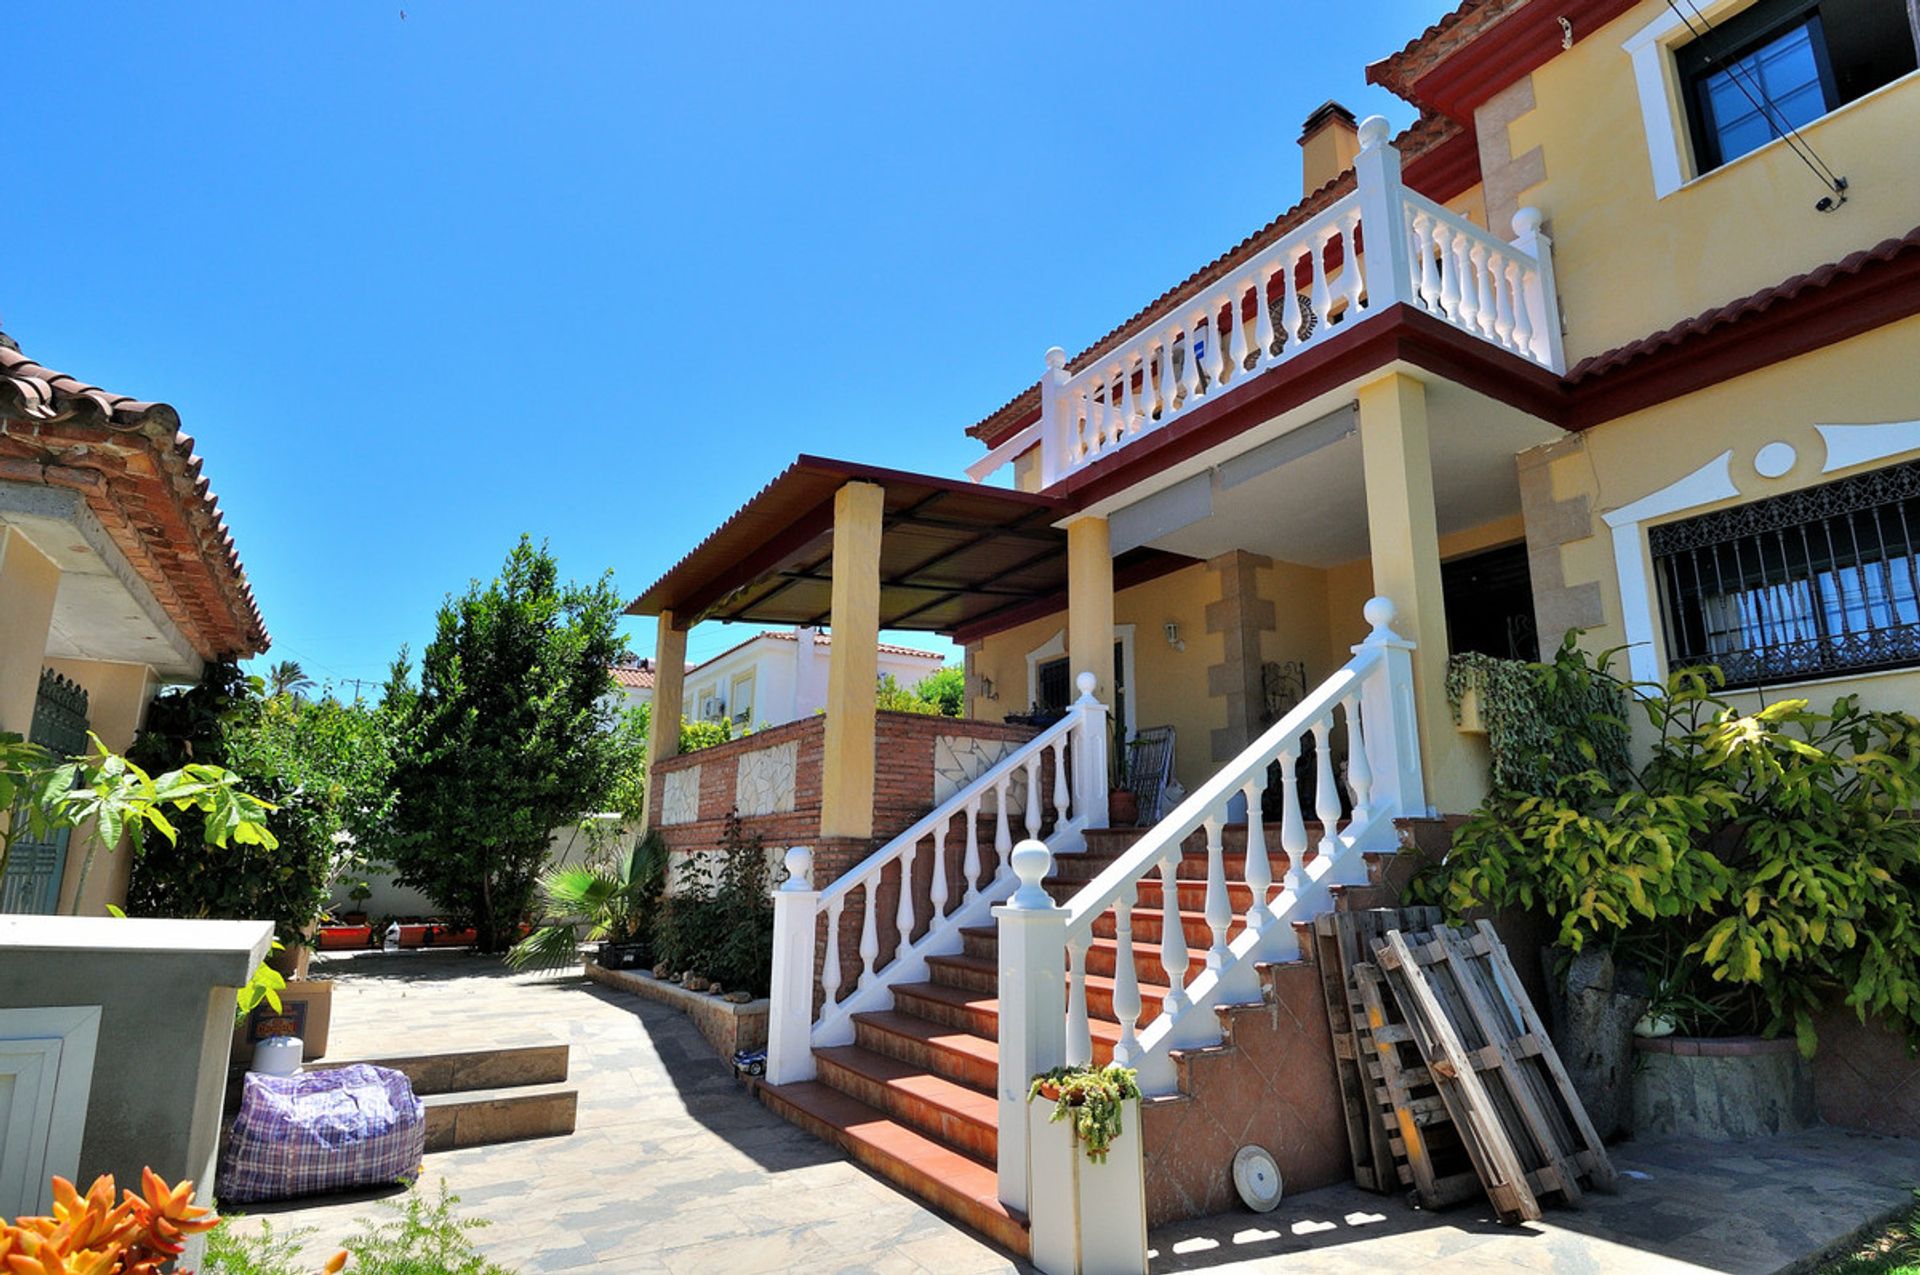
[506,831,670,971]
[912,666,965,716]
[1444,635,1632,794]
[340,1179,517,1275]
[876,674,940,715]
[1416,642,1920,1055]
[1028,1063,1144,1164]
[128,662,392,948]
[204,1216,320,1275]
[383,537,629,953]
[651,810,774,995]
[0,730,278,913]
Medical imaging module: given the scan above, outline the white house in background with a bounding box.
[683,627,947,728]
[607,658,655,711]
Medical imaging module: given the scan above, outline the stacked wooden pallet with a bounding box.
[1316,909,1615,1223]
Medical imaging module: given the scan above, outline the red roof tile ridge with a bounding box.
[1565,225,1920,383]
[1366,0,1524,105]
[964,115,1460,448]
[0,333,269,657]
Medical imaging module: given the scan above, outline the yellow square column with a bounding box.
[640,610,688,834]
[1066,516,1116,709]
[1356,372,1482,815]
[821,481,886,840]
[0,528,60,736]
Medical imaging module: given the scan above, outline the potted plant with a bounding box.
[507,831,669,972]
[1107,721,1139,828]
[340,879,373,926]
[1026,1062,1149,1274]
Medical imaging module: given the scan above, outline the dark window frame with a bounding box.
[1679,0,1839,171]
[1650,459,1920,689]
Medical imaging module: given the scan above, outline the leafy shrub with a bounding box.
[1445,636,1631,795]
[205,1217,326,1275]
[339,1180,514,1275]
[876,674,940,715]
[652,810,774,995]
[912,666,965,716]
[128,662,391,946]
[506,831,669,970]
[1415,644,1920,1053]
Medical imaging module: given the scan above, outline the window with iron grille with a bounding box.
[1651,459,1920,687]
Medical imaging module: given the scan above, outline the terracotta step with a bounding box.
[1051,875,1263,912]
[1082,820,1330,856]
[927,951,999,994]
[853,1010,999,1091]
[887,983,1120,1065]
[812,1045,998,1162]
[1090,905,1247,951]
[758,1081,1029,1257]
[951,929,1208,989]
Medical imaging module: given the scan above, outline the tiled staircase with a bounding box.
[758,819,1416,1257]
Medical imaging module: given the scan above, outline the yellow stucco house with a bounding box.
[0,332,268,915]
[630,0,1920,1262]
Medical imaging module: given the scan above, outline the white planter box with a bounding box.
[1026,1095,1148,1275]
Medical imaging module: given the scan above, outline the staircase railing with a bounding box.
[764,676,1109,1085]
[992,597,1423,1218]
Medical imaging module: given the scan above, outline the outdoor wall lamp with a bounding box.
[1164,622,1186,653]
[978,676,996,701]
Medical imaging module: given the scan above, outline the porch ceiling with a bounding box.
[628,456,1191,635]
[1135,376,1566,567]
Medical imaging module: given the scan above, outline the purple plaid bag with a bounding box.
[217,1064,425,1203]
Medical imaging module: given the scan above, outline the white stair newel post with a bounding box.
[1351,115,1410,313]
[1038,346,1071,487]
[1510,206,1566,373]
[1352,596,1425,835]
[766,847,819,1085]
[994,840,1067,1214]
[1071,671,1109,831]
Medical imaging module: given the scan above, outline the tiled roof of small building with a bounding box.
[608,662,656,690]
[0,333,269,660]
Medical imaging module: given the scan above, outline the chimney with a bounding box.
[1299,100,1360,194]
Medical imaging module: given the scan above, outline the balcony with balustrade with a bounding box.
[968,115,1566,496]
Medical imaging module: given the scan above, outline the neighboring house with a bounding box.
[680,627,946,728]
[630,1,1920,1261]
[0,331,268,915]
[607,657,655,711]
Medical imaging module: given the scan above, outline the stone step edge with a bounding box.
[305,1042,570,1095]
[421,1082,578,1152]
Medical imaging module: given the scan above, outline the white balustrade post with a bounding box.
[993,840,1068,1214]
[1351,596,1426,840]
[1510,207,1566,373]
[766,847,819,1085]
[1070,670,1110,831]
[1038,346,1072,486]
[1351,115,1411,313]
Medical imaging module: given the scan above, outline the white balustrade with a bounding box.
[762,674,1110,1083]
[965,118,1564,490]
[1012,597,1422,1099]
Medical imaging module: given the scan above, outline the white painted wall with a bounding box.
[685,629,947,728]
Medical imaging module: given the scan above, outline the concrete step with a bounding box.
[758,1081,1029,1257]
[813,1044,998,1162]
[422,1082,578,1151]
[308,1042,569,1095]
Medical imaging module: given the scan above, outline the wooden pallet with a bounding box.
[1313,908,1479,1208]
[1374,920,1616,1223]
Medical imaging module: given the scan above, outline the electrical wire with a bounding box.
[1662,0,1849,203]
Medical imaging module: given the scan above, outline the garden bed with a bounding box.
[585,963,768,1061]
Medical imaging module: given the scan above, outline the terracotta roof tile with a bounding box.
[1566,225,1920,383]
[964,114,1463,449]
[1366,0,1518,105]
[608,662,656,690]
[0,334,268,660]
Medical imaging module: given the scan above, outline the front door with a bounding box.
[0,671,90,914]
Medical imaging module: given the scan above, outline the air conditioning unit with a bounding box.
[700,696,727,720]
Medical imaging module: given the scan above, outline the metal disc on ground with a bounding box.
[1233,1145,1284,1212]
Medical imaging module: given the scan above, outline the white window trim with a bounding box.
[729,671,756,726]
[1023,625,1138,737]
[1603,420,1920,686]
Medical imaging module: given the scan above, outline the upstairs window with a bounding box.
[1651,459,1920,687]
[1678,0,1917,172]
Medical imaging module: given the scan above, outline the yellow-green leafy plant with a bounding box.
[1415,645,1920,1055]
[1028,1063,1143,1163]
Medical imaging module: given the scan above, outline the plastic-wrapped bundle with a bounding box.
[217,1064,425,1203]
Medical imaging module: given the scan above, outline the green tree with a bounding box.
[128,663,395,947]
[265,660,315,701]
[384,537,628,952]
[913,666,965,716]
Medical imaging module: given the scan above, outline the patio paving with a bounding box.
[228,950,1919,1274]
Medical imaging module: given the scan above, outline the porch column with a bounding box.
[820,481,885,840]
[1355,372,1478,814]
[1066,516,1116,708]
[640,610,688,834]
[0,527,60,736]
[46,658,159,914]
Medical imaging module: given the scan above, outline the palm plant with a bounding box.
[266,660,316,700]
[506,831,667,970]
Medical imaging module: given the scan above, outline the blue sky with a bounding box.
[7,2,1447,688]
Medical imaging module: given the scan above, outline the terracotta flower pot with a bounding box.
[1108,789,1139,827]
